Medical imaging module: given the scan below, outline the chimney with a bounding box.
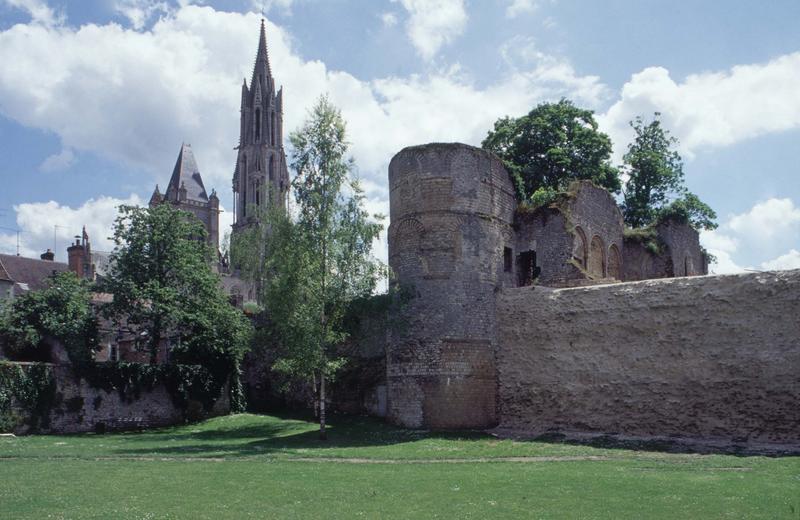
[68,235,85,278]
[40,249,55,261]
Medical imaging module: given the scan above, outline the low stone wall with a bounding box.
[495,270,800,449]
[3,363,229,434]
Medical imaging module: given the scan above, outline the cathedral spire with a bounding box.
[251,18,272,90]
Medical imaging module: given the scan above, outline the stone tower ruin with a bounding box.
[386,143,516,429]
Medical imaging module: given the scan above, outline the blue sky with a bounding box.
[0,0,799,272]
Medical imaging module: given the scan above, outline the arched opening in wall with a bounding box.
[684,255,693,276]
[271,112,276,145]
[607,244,621,280]
[588,235,605,277]
[255,108,261,142]
[517,250,540,286]
[389,218,424,277]
[572,226,587,269]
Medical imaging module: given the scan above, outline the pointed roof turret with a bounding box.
[166,143,208,202]
[250,19,273,95]
[150,184,162,205]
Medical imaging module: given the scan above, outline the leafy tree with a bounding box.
[102,204,252,407]
[482,98,621,201]
[621,113,717,230]
[239,96,385,439]
[0,272,98,365]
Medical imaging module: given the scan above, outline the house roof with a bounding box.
[0,256,12,282]
[0,254,69,292]
[165,143,208,203]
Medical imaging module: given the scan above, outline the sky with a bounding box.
[0,0,799,274]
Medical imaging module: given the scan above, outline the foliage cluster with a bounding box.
[623,227,664,256]
[621,114,717,231]
[81,362,228,412]
[483,103,717,234]
[0,362,56,433]
[102,203,252,411]
[232,96,386,437]
[482,99,621,201]
[0,272,99,365]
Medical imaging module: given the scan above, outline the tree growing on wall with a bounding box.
[621,113,717,230]
[482,99,621,203]
[241,96,385,439]
[0,272,99,365]
[102,204,252,408]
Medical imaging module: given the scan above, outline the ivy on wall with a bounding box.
[0,362,56,433]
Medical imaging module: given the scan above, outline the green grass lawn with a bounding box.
[1,413,798,519]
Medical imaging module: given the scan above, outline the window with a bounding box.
[255,108,261,141]
[503,247,513,272]
[109,343,119,362]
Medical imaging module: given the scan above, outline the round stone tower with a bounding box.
[386,143,517,429]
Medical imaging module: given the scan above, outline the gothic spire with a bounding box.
[251,19,272,90]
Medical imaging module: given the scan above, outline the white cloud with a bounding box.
[380,11,398,28]
[599,52,800,160]
[706,250,745,275]
[0,195,143,260]
[113,0,171,30]
[506,0,537,18]
[1,0,62,26]
[393,0,467,60]
[0,4,604,240]
[760,249,800,271]
[39,147,75,172]
[727,198,800,241]
[700,198,800,275]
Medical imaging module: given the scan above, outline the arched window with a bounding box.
[271,112,276,145]
[269,155,275,182]
[572,226,587,269]
[255,108,261,141]
[241,158,247,217]
[588,235,605,277]
[607,244,621,280]
[255,180,261,207]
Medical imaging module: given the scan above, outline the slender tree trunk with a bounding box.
[319,372,327,440]
[312,372,319,418]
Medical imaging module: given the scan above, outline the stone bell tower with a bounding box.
[231,19,290,240]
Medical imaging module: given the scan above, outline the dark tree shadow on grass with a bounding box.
[111,411,487,459]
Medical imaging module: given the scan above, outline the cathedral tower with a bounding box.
[231,19,290,238]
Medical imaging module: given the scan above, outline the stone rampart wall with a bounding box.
[5,363,229,434]
[495,270,800,448]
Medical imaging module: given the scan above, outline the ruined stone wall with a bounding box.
[564,182,624,280]
[496,270,800,448]
[387,143,516,429]
[514,182,624,287]
[657,219,707,276]
[514,209,580,287]
[5,363,229,434]
[622,238,672,281]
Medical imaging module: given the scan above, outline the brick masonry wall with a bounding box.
[495,269,800,448]
[622,238,672,281]
[657,219,707,276]
[513,182,624,287]
[387,143,515,429]
[7,363,230,434]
